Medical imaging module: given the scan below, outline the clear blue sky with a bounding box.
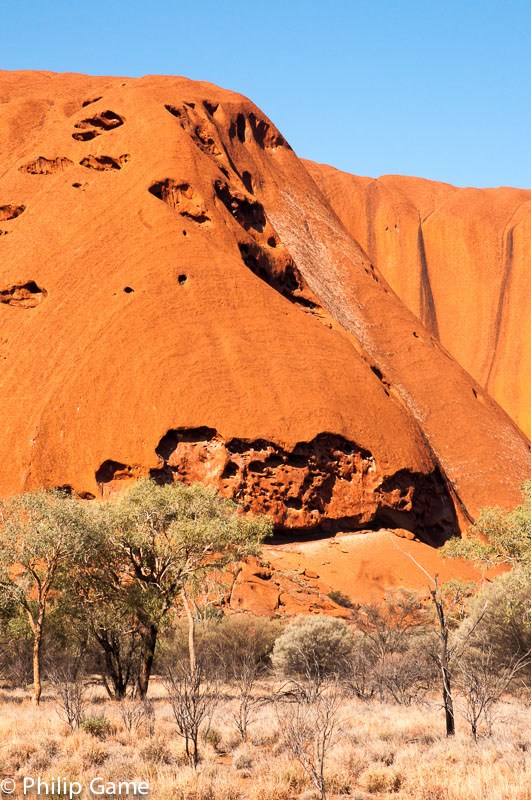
[2,0,530,188]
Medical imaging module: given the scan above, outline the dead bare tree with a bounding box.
[48,664,88,732]
[455,646,531,741]
[229,655,269,743]
[117,697,154,736]
[392,543,488,736]
[276,680,343,800]
[376,646,434,705]
[351,589,433,703]
[165,663,219,768]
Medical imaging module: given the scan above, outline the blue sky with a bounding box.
[2,0,530,188]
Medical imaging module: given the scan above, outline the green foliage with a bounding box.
[327,589,353,608]
[271,615,354,678]
[80,716,112,739]
[0,479,272,699]
[0,489,97,702]
[87,478,271,622]
[443,480,531,571]
[456,569,531,687]
[0,488,94,616]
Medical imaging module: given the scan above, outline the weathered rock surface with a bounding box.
[0,70,530,554]
[305,161,531,441]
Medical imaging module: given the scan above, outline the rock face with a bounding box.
[0,70,530,547]
[99,427,455,545]
[305,162,531,441]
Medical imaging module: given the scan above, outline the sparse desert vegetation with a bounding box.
[0,480,529,799]
[0,681,528,800]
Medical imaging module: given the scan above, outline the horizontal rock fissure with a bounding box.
[72,110,125,140]
[80,154,129,171]
[19,157,73,174]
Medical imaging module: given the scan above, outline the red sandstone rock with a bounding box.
[303,569,319,579]
[0,69,530,556]
[230,577,280,618]
[304,161,531,442]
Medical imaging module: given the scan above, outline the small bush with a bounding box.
[80,716,111,739]
[203,726,222,752]
[6,742,37,771]
[79,739,108,768]
[271,615,354,679]
[139,737,173,765]
[327,589,354,608]
[232,743,255,770]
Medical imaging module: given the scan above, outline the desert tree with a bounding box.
[391,544,486,736]
[56,566,144,701]
[443,481,531,720]
[164,661,220,768]
[454,645,530,741]
[456,570,531,690]
[0,489,94,705]
[85,478,271,698]
[276,679,343,800]
[443,479,531,574]
[350,588,433,703]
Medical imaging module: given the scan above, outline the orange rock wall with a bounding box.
[304,162,531,440]
[0,71,530,546]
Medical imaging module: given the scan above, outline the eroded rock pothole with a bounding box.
[0,280,46,308]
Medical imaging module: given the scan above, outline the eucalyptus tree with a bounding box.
[0,490,94,704]
[87,478,271,698]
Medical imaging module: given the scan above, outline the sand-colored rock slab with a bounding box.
[265,531,485,603]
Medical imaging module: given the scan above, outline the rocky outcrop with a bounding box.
[0,69,530,551]
[95,427,457,545]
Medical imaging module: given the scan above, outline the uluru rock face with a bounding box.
[0,70,530,547]
[305,162,531,442]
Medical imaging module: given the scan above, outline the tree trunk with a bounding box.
[96,632,129,700]
[32,626,43,705]
[137,622,158,699]
[101,648,128,700]
[26,604,45,706]
[431,576,455,737]
[182,586,196,673]
[442,664,455,736]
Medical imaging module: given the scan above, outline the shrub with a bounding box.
[327,590,353,608]
[271,615,354,679]
[457,570,531,689]
[232,743,255,770]
[139,737,173,765]
[162,615,281,678]
[203,726,223,752]
[80,716,111,739]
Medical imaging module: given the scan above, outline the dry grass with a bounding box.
[0,682,528,799]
